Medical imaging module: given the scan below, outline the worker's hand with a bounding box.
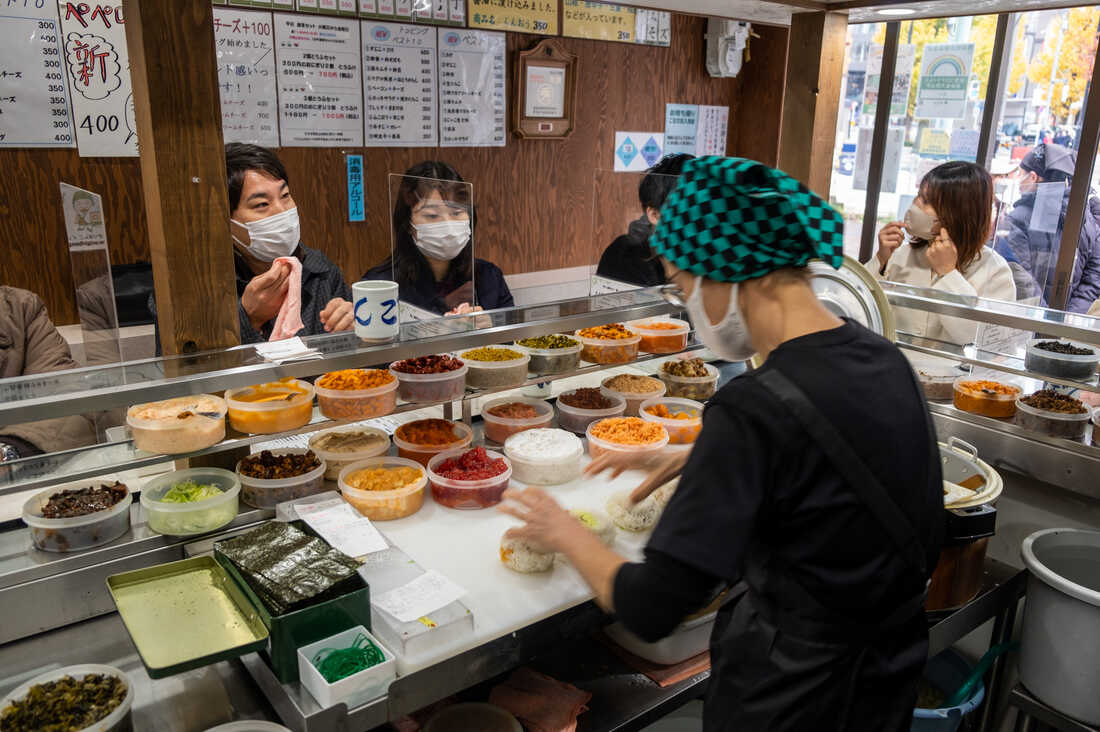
[443,281,475,310]
[877,221,905,271]
[241,260,290,331]
[585,450,688,504]
[927,228,959,277]
[499,487,588,554]
[320,298,354,332]
[445,303,482,316]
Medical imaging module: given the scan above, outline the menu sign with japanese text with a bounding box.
[0,1,75,148]
[214,7,279,147]
[562,0,634,43]
[57,1,137,157]
[633,8,669,46]
[362,21,437,146]
[275,13,364,146]
[438,28,505,147]
[467,0,558,35]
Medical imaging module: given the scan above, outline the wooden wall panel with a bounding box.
[1,13,788,325]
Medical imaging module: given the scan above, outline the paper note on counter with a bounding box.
[253,337,322,363]
[374,570,467,622]
[298,499,389,557]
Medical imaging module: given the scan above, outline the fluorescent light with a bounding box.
[878,7,917,15]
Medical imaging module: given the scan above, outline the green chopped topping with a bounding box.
[161,481,224,503]
[572,510,597,529]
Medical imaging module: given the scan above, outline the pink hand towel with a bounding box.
[269,256,304,341]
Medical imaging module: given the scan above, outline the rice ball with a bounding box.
[606,490,663,532]
[500,530,554,573]
[570,509,616,546]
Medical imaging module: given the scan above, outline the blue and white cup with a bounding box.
[352,280,399,342]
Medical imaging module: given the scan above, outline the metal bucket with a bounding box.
[1020,528,1100,725]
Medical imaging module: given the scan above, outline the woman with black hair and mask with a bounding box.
[362,161,513,315]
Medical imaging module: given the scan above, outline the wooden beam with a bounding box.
[123,0,240,355]
[778,10,848,198]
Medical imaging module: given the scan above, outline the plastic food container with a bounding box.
[1094,411,1100,447]
[22,482,132,553]
[126,394,227,454]
[140,467,240,536]
[658,362,719,401]
[601,375,667,417]
[555,391,627,434]
[427,448,512,509]
[225,379,315,435]
[297,626,396,710]
[605,611,716,665]
[308,426,391,481]
[339,456,427,520]
[504,429,584,486]
[481,397,554,444]
[0,663,134,732]
[578,333,641,364]
[630,318,690,354]
[912,359,961,401]
[514,336,583,374]
[953,379,1022,419]
[1024,338,1099,381]
[314,373,398,422]
[640,397,704,445]
[461,350,531,390]
[1015,394,1091,440]
[393,420,473,467]
[389,361,468,403]
[586,418,669,460]
[236,449,327,509]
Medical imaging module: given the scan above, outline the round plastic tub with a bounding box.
[658,362,719,401]
[1024,338,1099,381]
[225,379,315,434]
[952,379,1021,419]
[514,336,583,375]
[908,356,962,402]
[640,397,704,445]
[630,318,690,354]
[389,361,468,403]
[1015,395,1091,440]
[578,334,641,364]
[308,426,391,481]
[601,374,667,417]
[0,663,134,732]
[22,482,132,553]
[504,428,584,485]
[140,467,240,536]
[393,420,474,467]
[126,394,227,454]
[339,456,426,520]
[586,418,669,460]
[556,391,627,434]
[427,448,512,509]
[1094,412,1100,447]
[461,350,531,390]
[481,397,554,444]
[236,449,327,509]
[314,371,398,421]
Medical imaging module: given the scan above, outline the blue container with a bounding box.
[911,650,985,732]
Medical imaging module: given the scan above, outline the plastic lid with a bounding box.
[629,318,690,334]
[225,379,314,411]
[482,397,553,426]
[427,448,512,489]
[1026,338,1099,363]
[555,391,627,415]
[308,426,391,462]
[504,428,584,464]
[127,394,227,430]
[313,371,398,398]
[1016,396,1091,422]
[339,456,427,499]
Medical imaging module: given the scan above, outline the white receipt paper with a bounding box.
[374,570,467,623]
[297,500,388,557]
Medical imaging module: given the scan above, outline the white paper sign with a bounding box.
[362,21,437,146]
[524,65,564,118]
[1031,182,1066,235]
[614,131,664,172]
[696,105,728,156]
[59,182,107,250]
[275,13,364,146]
[438,28,506,147]
[214,8,279,147]
[915,43,974,120]
[297,500,388,557]
[373,569,466,622]
[0,2,75,148]
[853,126,904,192]
[57,1,137,157]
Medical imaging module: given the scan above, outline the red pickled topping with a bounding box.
[435,446,507,481]
[392,354,464,374]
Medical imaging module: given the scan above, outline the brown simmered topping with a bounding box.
[662,358,711,378]
[1020,389,1087,414]
[239,450,322,479]
[559,388,614,410]
[41,482,127,519]
[1034,341,1095,356]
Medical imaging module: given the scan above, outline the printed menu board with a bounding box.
[214,7,279,147]
[362,21,437,146]
[562,0,634,43]
[0,1,75,148]
[438,28,505,148]
[275,13,364,146]
[467,0,558,35]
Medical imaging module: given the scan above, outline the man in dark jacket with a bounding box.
[994,143,1100,312]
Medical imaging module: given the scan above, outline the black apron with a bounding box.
[703,368,938,732]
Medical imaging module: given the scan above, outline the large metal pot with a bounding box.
[1020,528,1100,725]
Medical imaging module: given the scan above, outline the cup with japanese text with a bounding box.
[353,280,399,342]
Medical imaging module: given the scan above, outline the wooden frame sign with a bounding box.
[513,39,578,139]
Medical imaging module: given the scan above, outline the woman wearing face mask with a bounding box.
[873,161,1015,344]
[502,158,943,731]
[362,161,514,315]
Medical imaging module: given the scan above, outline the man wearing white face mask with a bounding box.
[501,158,943,732]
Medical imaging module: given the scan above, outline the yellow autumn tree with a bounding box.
[1007,19,1030,96]
[1026,7,1100,122]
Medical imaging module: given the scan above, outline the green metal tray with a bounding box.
[107,555,269,679]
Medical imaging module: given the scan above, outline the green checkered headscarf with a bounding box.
[650,156,844,283]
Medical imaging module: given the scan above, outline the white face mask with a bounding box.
[414,220,470,261]
[231,207,300,262]
[903,202,938,244]
[684,275,755,362]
